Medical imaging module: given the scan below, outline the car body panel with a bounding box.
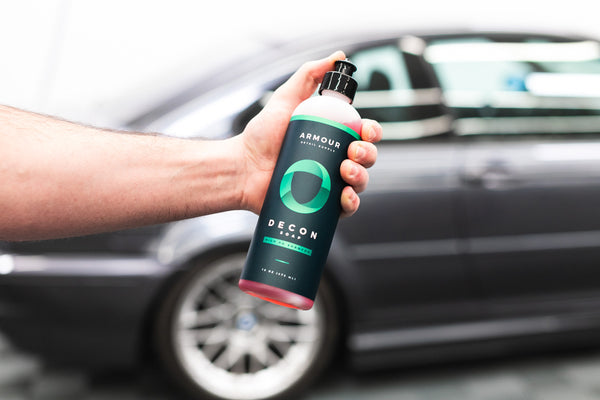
[0,254,167,368]
[462,136,600,307]
[334,140,478,329]
[154,211,257,266]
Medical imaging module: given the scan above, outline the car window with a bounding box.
[425,38,600,137]
[350,44,452,141]
[352,45,411,91]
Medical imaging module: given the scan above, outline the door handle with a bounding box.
[0,254,14,275]
[461,164,517,190]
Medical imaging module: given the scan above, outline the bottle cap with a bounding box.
[319,59,358,103]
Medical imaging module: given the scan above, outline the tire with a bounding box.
[155,249,339,400]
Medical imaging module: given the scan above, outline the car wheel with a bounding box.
[155,250,339,400]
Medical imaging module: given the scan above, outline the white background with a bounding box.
[0,0,597,128]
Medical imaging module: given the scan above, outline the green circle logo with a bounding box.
[279,160,331,214]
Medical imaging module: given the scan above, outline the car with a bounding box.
[3,30,600,400]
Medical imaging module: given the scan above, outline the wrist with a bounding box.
[228,133,254,212]
[224,134,249,212]
[183,136,247,216]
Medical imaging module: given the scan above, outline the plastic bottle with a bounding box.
[239,60,361,310]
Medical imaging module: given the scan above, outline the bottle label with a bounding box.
[242,115,360,300]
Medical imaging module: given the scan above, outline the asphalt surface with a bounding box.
[4,332,600,400]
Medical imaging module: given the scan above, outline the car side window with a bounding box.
[425,37,600,138]
[352,45,411,91]
[350,44,452,141]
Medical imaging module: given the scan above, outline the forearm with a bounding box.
[0,105,244,241]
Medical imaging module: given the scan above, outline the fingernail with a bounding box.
[350,190,359,205]
[329,50,346,61]
[367,125,377,141]
[355,144,366,161]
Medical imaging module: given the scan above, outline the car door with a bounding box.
[333,41,478,328]
[427,35,600,316]
[461,135,600,308]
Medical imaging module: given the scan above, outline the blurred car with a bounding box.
[3,30,600,400]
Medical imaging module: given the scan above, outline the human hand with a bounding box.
[237,51,382,217]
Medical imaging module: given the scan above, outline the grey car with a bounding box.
[2,31,600,400]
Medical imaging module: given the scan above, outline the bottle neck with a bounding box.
[321,89,352,104]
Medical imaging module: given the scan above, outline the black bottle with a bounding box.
[239,60,361,309]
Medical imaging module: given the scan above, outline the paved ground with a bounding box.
[4,332,600,400]
[308,354,600,400]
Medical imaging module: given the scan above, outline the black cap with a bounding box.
[319,59,358,103]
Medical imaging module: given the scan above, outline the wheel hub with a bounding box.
[235,311,258,331]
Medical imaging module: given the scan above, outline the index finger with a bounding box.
[360,119,383,143]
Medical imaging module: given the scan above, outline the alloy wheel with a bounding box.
[170,253,327,400]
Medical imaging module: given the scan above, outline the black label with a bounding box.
[242,115,360,300]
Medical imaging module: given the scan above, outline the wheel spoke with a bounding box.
[210,276,237,301]
[258,302,302,323]
[212,344,236,370]
[180,304,236,329]
[202,343,227,362]
[199,325,231,346]
[264,323,294,343]
[248,339,281,367]
[267,340,290,359]
[180,325,229,347]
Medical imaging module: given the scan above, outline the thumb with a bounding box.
[268,50,346,112]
